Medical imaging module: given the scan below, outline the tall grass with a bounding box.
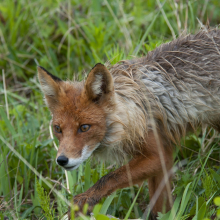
[0,0,220,219]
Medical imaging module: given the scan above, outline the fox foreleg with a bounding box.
[68,152,167,219]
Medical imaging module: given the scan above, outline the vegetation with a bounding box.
[0,0,220,219]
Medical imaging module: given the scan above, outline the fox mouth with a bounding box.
[58,144,101,171]
[64,164,78,171]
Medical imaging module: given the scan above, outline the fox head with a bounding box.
[38,64,116,170]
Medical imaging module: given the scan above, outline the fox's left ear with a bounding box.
[37,66,62,108]
[84,63,114,102]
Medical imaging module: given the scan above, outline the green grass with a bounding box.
[0,0,220,219]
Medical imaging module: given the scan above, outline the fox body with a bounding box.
[38,28,220,218]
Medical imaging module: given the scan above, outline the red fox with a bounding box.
[38,28,220,219]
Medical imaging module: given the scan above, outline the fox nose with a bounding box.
[57,156,69,166]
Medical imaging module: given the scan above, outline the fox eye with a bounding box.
[54,125,62,133]
[79,124,90,132]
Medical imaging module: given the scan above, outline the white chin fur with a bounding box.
[63,143,100,171]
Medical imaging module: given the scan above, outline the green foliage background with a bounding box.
[0,0,220,219]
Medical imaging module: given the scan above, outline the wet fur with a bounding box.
[94,28,220,163]
[38,28,220,218]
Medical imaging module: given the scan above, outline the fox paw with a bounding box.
[68,193,97,219]
[73,193,90,209]
[74,191,100,208]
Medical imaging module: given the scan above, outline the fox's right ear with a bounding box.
[37,66,62,108]
[84,63,114,102]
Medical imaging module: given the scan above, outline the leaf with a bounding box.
[21,206,36,219]
[168,195,182,220]
[197,202,206,220]
[67,171,74,194]
[214,197,220,206]
[84,160,91,191]
[40,139,53,147]
[18,184,23,213]
[0,108,16,136]
[99,192,117,215]
[192,202,207,220]
[210,170,220,184]
[124,184,143,220]
[176,182,192,218]
[95,214,112,220]
[93,204,102,217]
[189,197,205,216]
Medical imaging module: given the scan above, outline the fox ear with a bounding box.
[37,66,62,108]
[84,63,114,102]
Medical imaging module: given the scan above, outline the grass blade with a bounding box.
[99,192,117,215]
[124,185,143,220]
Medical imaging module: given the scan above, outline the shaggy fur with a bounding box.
[38,28,220,219]
[95,28,220,162]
